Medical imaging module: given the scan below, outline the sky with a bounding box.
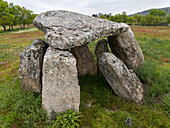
[5,0,170,16]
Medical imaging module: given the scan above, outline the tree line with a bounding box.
[0,0,37,32]
[92,9,170,25]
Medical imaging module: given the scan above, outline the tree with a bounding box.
[113,14,122,23]
[0,0,9,31]
[133,14,142,24]
[99,15,108,20]
[92,14,98,17]
[0,0,37,32]
[6,13,15,30]
[140,15,161,25]
[108,13,128,23]
[140,16,147,24]
[8,3,18,30]
[152,16,161,24]
[163,14,170,24]
[149,9,166,17]
[104,13,112,18]
[166,14,170,24]
[108,15,114,21]
[122,14,128,23]
[24,10,37,27]
[145,15,155,24]
[127,17,134,24]
[15,5,30,28]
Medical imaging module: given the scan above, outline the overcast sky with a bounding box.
[5,0,170,15]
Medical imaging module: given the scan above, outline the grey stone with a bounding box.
[33,10,129,49]
[95,39,109,60]
[107,27,144,70]
[71,44,97,76]
[95,39,110,74]
[19,39,48,93]
[99,52,144,103]
[42,47,80,119]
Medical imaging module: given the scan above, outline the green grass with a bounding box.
[0,78,48,128]
[137,38,170,63]
[79,74,170,127]
[135,60,170,104]
[0,27,170,127]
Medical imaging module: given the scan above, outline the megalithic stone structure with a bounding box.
[19,10,145,120]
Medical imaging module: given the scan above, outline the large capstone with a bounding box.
[98,52,144,103]
[107,27,144,69]
[33,10,129,49]
[42,47,80,119]
[19,39,48,93]
[71,44,97,76]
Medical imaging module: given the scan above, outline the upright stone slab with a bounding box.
[107,27,144,70]
[95,39,110,74]
[95,39,109,60]
[71,44,97,76]
[33,10,129,50]
[99,52,144,103]
[19,39,48,93]
[42,47,80,119]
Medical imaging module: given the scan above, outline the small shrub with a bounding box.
[52,109,82,128]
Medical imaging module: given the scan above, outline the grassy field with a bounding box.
[0,26,170,127]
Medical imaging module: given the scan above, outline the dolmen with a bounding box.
[19,10,144,119]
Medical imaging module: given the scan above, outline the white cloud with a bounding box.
[5,0,170,15]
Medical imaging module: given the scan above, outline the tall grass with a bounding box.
[135,60,170,104]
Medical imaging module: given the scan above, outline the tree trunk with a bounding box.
[9,25,11,31]
[11,25,14,31]
[20,24,22,29]
[2,25,6,32]
[23,24,25,29]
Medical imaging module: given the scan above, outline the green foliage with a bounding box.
[94,9,169,25]
[52,109,82,128]
[149,9,167,17]
[140,15,162,25]
[127,16,134,24]
[133,14,142,23]
[110,14,123,23]
[121,14,128,23]
[0,0,9,31]
[99,15,108,20]
[0,0,37,32]
[165,14,170,24]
